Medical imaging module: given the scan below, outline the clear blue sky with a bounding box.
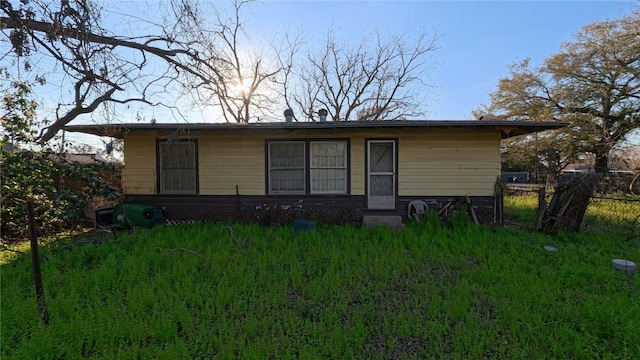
[245,0,637,120]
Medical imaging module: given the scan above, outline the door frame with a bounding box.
[365,138,398,210]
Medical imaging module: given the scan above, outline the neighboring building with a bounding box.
[55,153,122,192]
[563,145,640,174]
[562,165,636,175]
[64,120,565,225]
[562,165,594,173]
[62,153,106,165]
[500,171,530,183]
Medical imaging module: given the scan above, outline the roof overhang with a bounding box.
[63,120,567,139]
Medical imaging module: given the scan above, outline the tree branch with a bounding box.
[38,87,117,142]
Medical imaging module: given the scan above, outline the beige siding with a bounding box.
[336,129,500,196]
[349,134,366,195]
[122,127,501,197]
[397,130,500,196]
[198,134,265,195]
[122,133,157,194]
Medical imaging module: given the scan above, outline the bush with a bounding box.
[1,81,121,242]
[0,149,121,241]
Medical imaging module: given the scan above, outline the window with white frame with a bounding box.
[310,141,347,193]
[268,141,305,193]
[267,140,348,195]
[158,140,197,194]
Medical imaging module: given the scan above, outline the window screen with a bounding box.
[268,141,305,193]
[158,140,197,194]
[310,142,347,193]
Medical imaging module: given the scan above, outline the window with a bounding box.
[310,142,347,193]
[267,140,349,195]
[268,141,305,194]
[158,140,197,194]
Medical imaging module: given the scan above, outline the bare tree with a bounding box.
[1,0,223,142]
[2,0,441,140]
[279,28,440,122]
[188,0,285,123]
[270,28,306,121]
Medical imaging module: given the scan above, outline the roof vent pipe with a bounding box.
[284,108,294,123]
[318,109,328,122]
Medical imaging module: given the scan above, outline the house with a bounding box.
[63,120,565,225]
[62,152,106,164]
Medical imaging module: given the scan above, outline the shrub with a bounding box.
[1,81,121,241]
[1,149,121,241]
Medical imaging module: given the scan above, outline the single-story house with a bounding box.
[64,120,565,225]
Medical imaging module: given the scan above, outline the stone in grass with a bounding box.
[612,259,637,275]
[543,245,559,252]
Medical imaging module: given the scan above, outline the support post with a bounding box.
[536,187,547,230]
[27,201,49,325]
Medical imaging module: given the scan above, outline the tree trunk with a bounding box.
[538,173,599,234]
[594,153,609,173]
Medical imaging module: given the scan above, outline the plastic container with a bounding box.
[112,203,165,228]
[95,206,115,226]
[294,219,315,232]
[612,259,637,275]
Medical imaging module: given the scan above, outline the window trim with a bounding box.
[156,139,199,195]
[309,141,348,194]
[267,140,306,194]
[265,138,351,195]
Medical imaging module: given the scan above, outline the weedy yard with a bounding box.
[1,212,639,359]
[504,192,640,237]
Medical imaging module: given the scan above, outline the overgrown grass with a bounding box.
[2,216,639,359]
[504,193,640,240]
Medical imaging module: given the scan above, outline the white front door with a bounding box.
[367,140,396,209]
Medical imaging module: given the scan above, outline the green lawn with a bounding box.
[2,214,639,359]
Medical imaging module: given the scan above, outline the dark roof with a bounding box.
[62,153,105,164]
[63,120,567,139]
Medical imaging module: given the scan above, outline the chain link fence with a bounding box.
[502,173,640,240]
